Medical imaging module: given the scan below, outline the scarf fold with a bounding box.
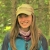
[19,28,31,41]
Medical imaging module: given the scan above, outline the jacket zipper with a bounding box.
[25,42,28,50]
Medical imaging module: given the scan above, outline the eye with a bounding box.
[18,15,22,18]
[18,15,23,18]
[18,14,29,18]
[24,15,28,17]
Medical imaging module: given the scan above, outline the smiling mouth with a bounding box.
[21,22,28,25]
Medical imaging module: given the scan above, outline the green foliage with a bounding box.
[4,26,11,31]
[34,10,39,16]
[48,46,50,50]
[0,43,2,50]
[44,0,49,4]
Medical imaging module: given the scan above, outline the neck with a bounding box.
[20,28,29,32]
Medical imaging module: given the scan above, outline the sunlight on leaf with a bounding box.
[0,24,4,27]
[45,0,48,4]
[2,4,5,7]
[4,26,11,31]
[0,1,2,4]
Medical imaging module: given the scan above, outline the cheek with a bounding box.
[30,19,32,25]
[18,18,21,22]
[28,18,32,26]
[29,17,32,22]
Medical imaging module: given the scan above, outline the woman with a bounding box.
[2,4,48,50]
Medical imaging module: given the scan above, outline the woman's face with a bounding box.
[18,14,32,30]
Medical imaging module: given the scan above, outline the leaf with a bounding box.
[4,26,11,31]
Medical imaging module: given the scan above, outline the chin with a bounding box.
[21,26,29,29]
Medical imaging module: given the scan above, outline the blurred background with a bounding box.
[0,0,50,50]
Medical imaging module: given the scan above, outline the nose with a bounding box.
[21,17,26,21]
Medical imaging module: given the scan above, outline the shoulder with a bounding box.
[39,34,48,50]
[3,32,10,42]
[2,32,10,50]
